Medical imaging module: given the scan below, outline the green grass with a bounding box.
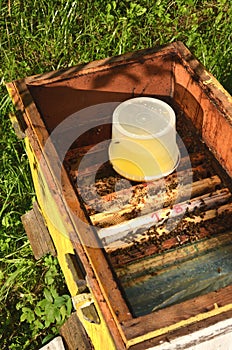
[0,0,232,349]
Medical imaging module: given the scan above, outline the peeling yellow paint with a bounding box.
[24,137,78,295]
[24,136,118,350]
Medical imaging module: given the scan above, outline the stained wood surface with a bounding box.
[128,310,232,350]
[104,201,232,256]
[60,312,93,350]
[116,231,232,280]
[122,284,232,340]
[94,177,225,231]
[21,201,56,259]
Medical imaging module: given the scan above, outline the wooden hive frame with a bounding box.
[6,41,232,349]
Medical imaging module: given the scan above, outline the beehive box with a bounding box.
[7,42,232,349]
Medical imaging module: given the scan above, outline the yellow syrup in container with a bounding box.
[109,97,180,182]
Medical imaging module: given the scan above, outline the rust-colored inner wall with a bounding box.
[26,50,232,177]
[174,62,232,178]
[27,55,173,131]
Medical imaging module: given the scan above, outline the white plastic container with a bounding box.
[109,97,180,181]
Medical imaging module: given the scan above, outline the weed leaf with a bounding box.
[44,288,53,303]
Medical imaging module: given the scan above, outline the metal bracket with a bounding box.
[21,201,56,259]
[72,294,101,325]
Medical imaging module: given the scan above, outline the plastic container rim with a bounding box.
[112,97,176,140]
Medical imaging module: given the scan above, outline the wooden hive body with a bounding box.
[7,42,232,349]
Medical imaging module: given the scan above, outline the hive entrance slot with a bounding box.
[64,106,232,317]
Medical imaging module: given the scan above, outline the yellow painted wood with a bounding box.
[24,136,118,350]
[25,136,79,296]
[126,303,232,348]
[73,294,117,350]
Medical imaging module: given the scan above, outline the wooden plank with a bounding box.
[8,77,131,324]
[122,284,232,343]
[107,203,232,267]
[60,312,93,350]
[136,317,232,350]
[103,193,231,253]
[97,188,231,248]
[174,41,232,114]
[25,43,175,86]
[173,41,232,178]
[25,140,125,350]
[90,175,221,231]
[128,310,232,350]
[21,201,56,259]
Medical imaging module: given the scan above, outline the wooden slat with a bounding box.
[127,310,232,350]
[107,203,232,266]
[116,231,232,279]
[21,201,56,259]
[91,175,222,229]
[68,152,206,179]
[83,163,205,215]
[99,188,231,247]
[60,312,93,350]
[122,284,232,342]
